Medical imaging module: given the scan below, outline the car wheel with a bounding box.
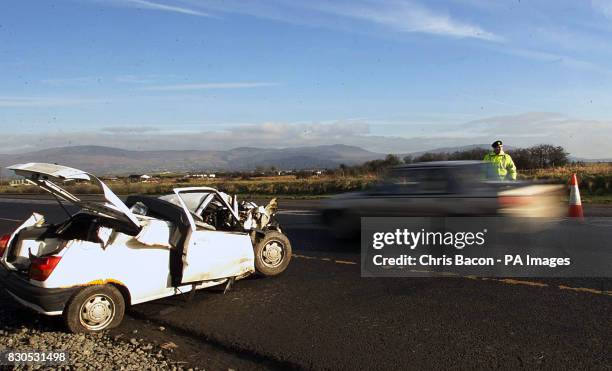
[254,231,292,277]
[63,285,125,333]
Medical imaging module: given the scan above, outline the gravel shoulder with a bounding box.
[0,288,194,370]
[0,290,189,370]
[0,285,279,370]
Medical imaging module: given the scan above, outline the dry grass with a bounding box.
[520,163,611,178]
[520,163,611,196]
[0,175,378,196]
[1,164,608,197]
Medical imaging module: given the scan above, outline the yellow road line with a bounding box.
[558,285,612,296]
[293,254,319,260]
[484,278,549,287]
[293,254,611,297]
[335,260,358,265]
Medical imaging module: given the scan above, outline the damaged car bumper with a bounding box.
[0,265,77,315]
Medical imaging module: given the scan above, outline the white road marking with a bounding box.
[0,217,23,222]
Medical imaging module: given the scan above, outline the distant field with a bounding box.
[0,175,378,197]
[519,163,611,198]
[1,164,609,202]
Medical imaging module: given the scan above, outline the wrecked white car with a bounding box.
[0,163,291,333]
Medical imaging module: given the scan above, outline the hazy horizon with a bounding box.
[1,140,609,161]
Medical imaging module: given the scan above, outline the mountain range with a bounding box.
[1,144,608,176]
[0,145,383,175]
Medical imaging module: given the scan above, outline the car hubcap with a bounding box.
[79,294,115,330]
[262,240,284,268]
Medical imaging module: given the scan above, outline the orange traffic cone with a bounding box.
[568,173,583,218]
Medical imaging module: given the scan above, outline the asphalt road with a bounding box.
[0,198,610,370]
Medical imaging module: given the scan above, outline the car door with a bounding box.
[171,188,255,284]
[182,229,254,283]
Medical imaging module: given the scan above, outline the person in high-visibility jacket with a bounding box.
[483,140,517,180]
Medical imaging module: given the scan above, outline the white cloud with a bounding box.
[310,0,502,41]
[120,0,210,17]
[592,0,612,19]
[459,112,612,158]
[101,126,160,133]
[530,26,612,54]
[114,0,501,41]
[41,77,101,86]
[114,75,159,84]
[0,96,104,107]
[501,47,612,76]
[40,74,176,85]
[138,82,281,91]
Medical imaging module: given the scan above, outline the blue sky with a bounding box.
[1,0,612,157]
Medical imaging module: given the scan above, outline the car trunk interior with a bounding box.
[6,224,60,272]
[6,213,138,272]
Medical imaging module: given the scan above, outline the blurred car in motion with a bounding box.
[321,161,564,237]
[0,163,291,333]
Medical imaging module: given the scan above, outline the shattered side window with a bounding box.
[181,192,211,212]
[159,192,211,213]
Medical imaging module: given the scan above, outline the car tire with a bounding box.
[63,285,125,333]
[254,231,292,277]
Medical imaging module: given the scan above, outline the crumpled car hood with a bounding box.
[240,198,278,230]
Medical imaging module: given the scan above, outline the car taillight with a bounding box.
[29,256,62,281]
[0,234,10,256]
[499,196,533,207]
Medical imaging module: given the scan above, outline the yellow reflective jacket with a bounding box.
[483,151,517,180]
